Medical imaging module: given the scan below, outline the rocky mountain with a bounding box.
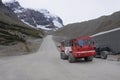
[0,0,44,46]
[53,11,120,39]
[0,0,45,56]
[5,0,63,30]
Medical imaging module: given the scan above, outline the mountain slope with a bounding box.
[53,11,120,39]
[5,0,63,30]
[0,0,44,46]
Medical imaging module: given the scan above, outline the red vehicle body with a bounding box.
[59,36,96,63]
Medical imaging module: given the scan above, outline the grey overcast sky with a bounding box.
[3,0,120,25]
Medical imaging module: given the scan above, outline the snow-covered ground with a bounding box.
[36,25,52,30]
[21,19,35,28]
[91,27,120,37]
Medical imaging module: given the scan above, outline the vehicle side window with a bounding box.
[72,41,77,46]
[70,41,73,46]
[64,40,71,47]
[88,40,91,45]
[84,40,92,46]
[73,42,76,46]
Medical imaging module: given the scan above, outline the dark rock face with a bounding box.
[19,9,49,27]
[0,1,44,46]
[5,1,63,30]
[0,0,3,6]
[0,0,18,21]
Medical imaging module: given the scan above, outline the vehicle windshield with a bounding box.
[78,39,93,46]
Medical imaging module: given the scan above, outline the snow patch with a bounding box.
[32,17,37,24]
[37,25,52,30]
[39,9,57,18]
[21,19,35,28]
[14,9,22,13]
[91,27,120,37]
[39,10,63,28]
[3,0,16,3]
[21,19,53,30]
[53,20,63,28]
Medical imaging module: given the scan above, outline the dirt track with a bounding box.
[0,35,119,80]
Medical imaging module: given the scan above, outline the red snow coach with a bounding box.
[59,36,96,63]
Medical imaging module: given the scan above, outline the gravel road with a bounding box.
[0,35,119,80]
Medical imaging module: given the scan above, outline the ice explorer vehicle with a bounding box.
[59,36,96,63]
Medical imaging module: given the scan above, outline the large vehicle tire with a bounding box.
[68,53,76,63]
[60,52,68,60]
[85,56,93,61]
[100,51,108,59]
[94,52,101,58]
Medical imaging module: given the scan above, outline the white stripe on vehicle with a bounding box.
[75,50,95,54]
[64,47,72,55]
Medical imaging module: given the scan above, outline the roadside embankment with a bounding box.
[0,38,43,56]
